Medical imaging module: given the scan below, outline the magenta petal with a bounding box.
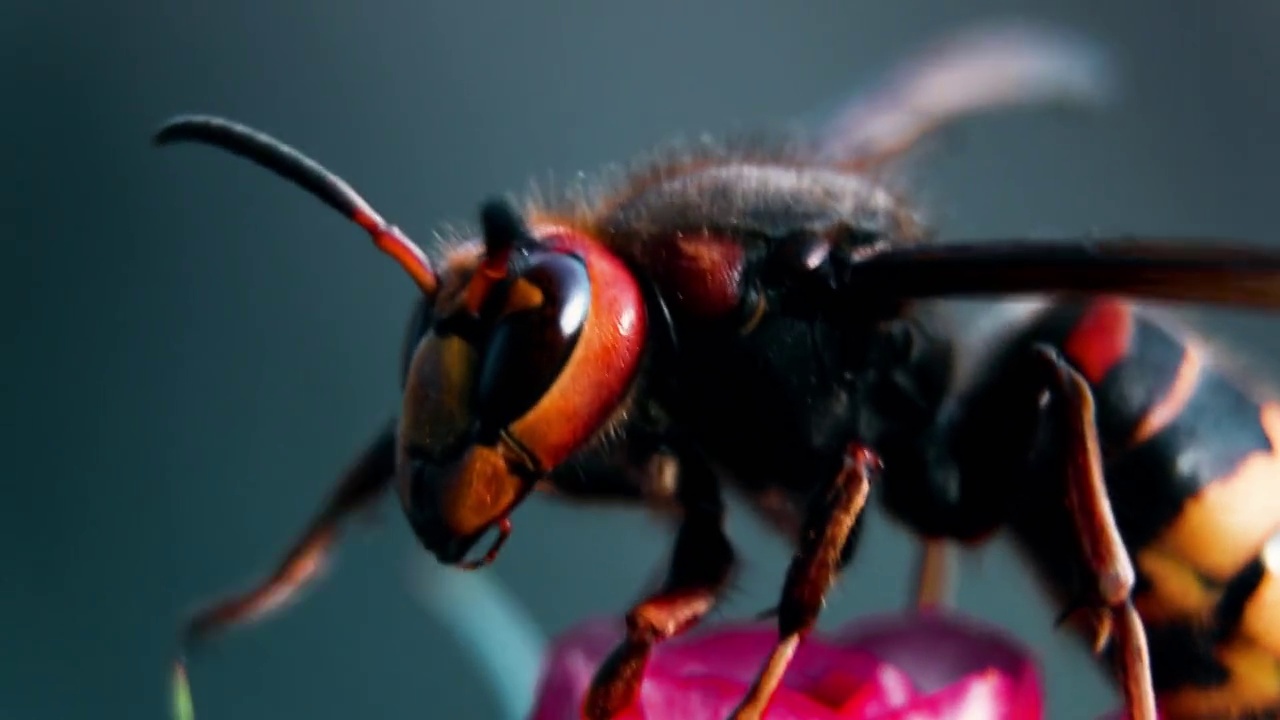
[878,668,1037,720]
[803,662,918,717]
[651,621,785,683]
[527,619,624,720]
[659,624,924,717]
[661,621,901,693]
[528,611,1044,720]
[527,619,882,720]
[831,610,1041,697]
[784,650,917,713]
[636,673,845,720]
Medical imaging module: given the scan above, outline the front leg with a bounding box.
[582,447,736,720]
[1032,345,1157,720]
[730,443,879,720]
[173,422,398,712]
[181,421,398,647]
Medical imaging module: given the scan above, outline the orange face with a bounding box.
[146,116,648,567]
[396,225,648,565]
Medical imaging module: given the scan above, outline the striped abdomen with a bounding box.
[1015,298,1280,718]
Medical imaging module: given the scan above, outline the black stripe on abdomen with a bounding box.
[1103,367,1272,554]
[1142,557,1269,695]
[1146,620,1230,692]
[1089,318,1188,447]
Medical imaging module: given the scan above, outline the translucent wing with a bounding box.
[817,20,1114,170]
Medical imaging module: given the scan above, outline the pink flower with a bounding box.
[527,610,1043,720]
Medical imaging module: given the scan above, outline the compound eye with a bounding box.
[474,252,591,438]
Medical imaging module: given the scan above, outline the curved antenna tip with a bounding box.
[151,114,229,147]
[151,116,188,145]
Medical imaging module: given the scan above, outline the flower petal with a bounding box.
[526,619,622,720]
[528,611,1044,720]
[805,662,917,717]
[878,667,1038,720]
[636,674,846,720]
[831,610,1040,697]
[660,621,898,692]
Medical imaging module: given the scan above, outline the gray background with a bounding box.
[7,1,1280,718]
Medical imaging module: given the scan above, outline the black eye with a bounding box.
[400,297,434,388]
[474,252,591,436]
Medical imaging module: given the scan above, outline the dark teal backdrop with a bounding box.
[7,2,1280,718]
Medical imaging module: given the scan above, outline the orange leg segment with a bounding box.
[1034,346,1157,720]
[729,443,880,720]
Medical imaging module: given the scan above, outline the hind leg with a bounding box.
[1032,345,1157,720]
[912,538,956,609]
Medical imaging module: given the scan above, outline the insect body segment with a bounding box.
[158,20,1280,720]
[1049,301,1280,718]
[911,298,1280,718]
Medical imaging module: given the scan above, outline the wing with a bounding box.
[594,20,1111,221]
[816,20,1113,170]
[845,237,1280,309]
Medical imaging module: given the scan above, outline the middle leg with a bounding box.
[730,442,880,720]
[581,447,736,720]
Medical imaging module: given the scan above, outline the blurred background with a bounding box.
[7,1,1280,718]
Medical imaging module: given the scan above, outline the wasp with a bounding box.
[158,22,1280,720]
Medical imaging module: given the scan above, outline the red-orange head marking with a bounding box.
[397,200,648,566]
[153,116,647,569]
